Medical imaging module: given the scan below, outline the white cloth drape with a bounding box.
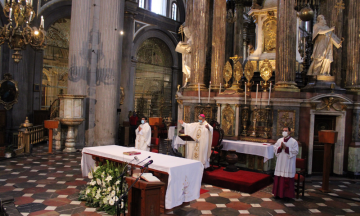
[221,140,274,162]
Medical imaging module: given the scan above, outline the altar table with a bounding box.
[81,145,203,210]
[221,140,274,162]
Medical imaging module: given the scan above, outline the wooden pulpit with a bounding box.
[149,117,162,138]
[318,130,338,193]
[125,177,165,216]
[44,120,59,153]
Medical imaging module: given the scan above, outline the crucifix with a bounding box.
[335,0,345,16]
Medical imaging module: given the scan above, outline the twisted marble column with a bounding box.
[95,0,123,146]
[274,0,299,92]
[210,0,226,91]
[345,0,360,92]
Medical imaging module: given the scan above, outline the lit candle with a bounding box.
[255,84,259,106]
[268,82,272,105]
[41,16,44,28]
[208,81,211,103]
[29,11,33,23]
[198,83,200,103]
[245,82,247,105]
[9,8,12,20]
[219,83,221,94]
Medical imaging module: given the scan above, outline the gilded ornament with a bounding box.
[316,97,346,111]
[228,61,243,92]
[263,15,277,53]
[259,59,273,92]
[299,5,314,21]
[244,61,255,92]
[277,110,296,137]
[223,61,232,88]
[184,106,190,123]
[119,87,125,105]
[221,104,235,136]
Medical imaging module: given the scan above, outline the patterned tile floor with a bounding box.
[0,143,360,216]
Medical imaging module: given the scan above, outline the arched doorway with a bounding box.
[41,18,70,109]
[134,38,173,118]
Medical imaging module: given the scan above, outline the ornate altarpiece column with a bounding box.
[274,0,299,92]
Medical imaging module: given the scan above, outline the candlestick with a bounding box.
[268,82,272,105]
[208,81,211,104]
[245,82,247,105]
[219,83,221,94]
[255,84,258,106]
[198,83,200,103]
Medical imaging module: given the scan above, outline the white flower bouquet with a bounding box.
[79,160,128,215]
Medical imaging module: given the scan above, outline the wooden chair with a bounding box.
[295,158,306,199]
[150,137,160,153]
[209,121,224,169]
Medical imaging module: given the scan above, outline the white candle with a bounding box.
[9,8,12,20]
[268,82,272,105]
[198,83,200,103]
[41,16,44,28]
[219,83,221,94]
[245,82,247,105]
[255,84,259,106]
[208,81,211,103]
[29,11,33,23]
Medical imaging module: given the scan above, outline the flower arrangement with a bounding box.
[79,160,128,215]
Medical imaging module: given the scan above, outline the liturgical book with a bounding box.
[141,173,161,182]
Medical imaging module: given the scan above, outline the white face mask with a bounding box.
[282,131,288,138]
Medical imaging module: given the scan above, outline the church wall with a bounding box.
[299,106,311,161]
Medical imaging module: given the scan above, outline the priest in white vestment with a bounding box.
[272,127,299,199]
[178,114,213,168]
[135,117,151,151]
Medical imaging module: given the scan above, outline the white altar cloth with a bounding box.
[81,145,204,209]
[168,126,176,140]
[221,140,274,162]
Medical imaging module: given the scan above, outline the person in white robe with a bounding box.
[272,127,299,199]
[178,114,213,168]
[135,117,151,151]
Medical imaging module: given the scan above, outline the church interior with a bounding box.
[0,0,360,215]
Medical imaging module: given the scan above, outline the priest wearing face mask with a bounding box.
[135,117,151,151]
[178,114,213,168]
[272,127,299,199]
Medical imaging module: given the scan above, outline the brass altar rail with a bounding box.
[14,125,48,155]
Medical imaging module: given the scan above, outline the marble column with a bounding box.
[345,0,360,93]
[183,0,193,85]
[217,104,221,123]
[210,0,226,91]
[233,0,244,60]
[188,0,208,90]
[274,0,299,92]
[67,0,92,147]
[119,2,137,126]
[235,104,240,136]
[95,0,124,146]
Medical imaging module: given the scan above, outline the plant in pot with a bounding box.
[5,144,14,158]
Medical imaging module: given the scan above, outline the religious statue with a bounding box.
[307,15,342,76]
[176,26,192,85]
[119,86,125,105]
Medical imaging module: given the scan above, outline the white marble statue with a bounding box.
[175,27,192,84]
[307,15,342,76]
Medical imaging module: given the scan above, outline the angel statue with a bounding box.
[307,15,343,76]
[176,26,192,86]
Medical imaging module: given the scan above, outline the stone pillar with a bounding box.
[119,2,137,125]
[172,67,180,120]
[210,0,226,91]
[66,0,92,147]
[183,0,193,85]
[95,0,124,146]
[235,104,240,136]
[188,0,208,90]
[217,104,221,123]
[274,0,299,92]
[233,0,244,60]
[345,0,360,93]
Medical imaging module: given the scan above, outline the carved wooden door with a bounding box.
[312,115,336,173]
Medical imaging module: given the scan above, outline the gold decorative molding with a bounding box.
[244,61,255,82]
[316,97,347,111]
[177,100,183,105]
[223,61,232,88]
[216,103,221,107]
[222,104,235,136]
[184,106,190,123]
[263,14,277,53]
[276,110,296,137]
[235,104,240,108]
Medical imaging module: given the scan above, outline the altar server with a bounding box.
[135,117,151,151]
[272,127,299,199]
[178,114,213,168]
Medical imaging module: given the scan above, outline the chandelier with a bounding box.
[0,0,46,63]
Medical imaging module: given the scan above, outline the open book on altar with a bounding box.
[178,134,195,142]
[141,173,161,182]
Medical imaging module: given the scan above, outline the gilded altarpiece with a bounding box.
[262,13,277,53]
[194,106,213,123]
[184,106,190,123]
[276,110,296,137]
[221,104,235,136]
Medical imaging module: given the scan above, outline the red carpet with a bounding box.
[200,189,209,195]
[202,168,273,194]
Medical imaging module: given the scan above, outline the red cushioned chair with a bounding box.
[150,137,160,153]
[295,158,307,199]
[209,120,224,169]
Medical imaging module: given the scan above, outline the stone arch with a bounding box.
[38,0,72,31]
[309,94,353,104]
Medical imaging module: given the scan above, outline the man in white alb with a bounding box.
[178,114,213,168]
[135,117,151,151]
[272,127,299,199]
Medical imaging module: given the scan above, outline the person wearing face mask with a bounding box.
[178,114,213,168]
[135,117,151,151]
[272,127,299,200]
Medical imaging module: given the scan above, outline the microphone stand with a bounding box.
[117,166,149,216]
